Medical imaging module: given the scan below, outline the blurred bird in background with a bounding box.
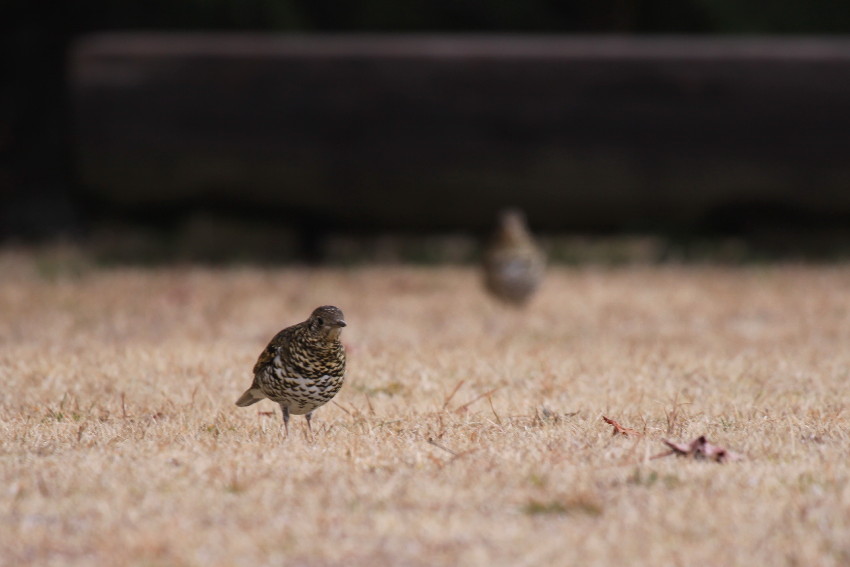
[483,208,545,306]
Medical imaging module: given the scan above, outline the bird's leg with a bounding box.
[305,412,314,442]
[280,404,290,438]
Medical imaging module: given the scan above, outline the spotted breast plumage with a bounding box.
[236,305,347,437]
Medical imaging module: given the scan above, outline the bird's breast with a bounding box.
[273,352,345,379]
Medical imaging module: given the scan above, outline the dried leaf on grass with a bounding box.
[652,435,744,463]
[602,415,642,437]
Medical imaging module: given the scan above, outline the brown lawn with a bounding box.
[1,248,849,566]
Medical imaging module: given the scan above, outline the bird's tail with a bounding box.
[235,388,265,407]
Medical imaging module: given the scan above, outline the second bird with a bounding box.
[236,305,347,437]
[483,209,545,306]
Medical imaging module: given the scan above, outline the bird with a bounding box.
[236,305,347,438]
[483,208,545,306]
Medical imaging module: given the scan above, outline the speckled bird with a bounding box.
[483,209,545,306]
[236,305,347,437]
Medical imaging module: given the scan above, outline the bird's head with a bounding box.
[497,208,531,242]
[308,305,347,341]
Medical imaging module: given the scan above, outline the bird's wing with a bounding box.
[252,326,294,375]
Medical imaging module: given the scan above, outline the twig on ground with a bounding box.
[332,400,354,416]
[488,395,502,426]
[455,387,503,414]
[364,393,376,416]
[442,379,465,410]
[426,437,478,465]
[427,437,458,457]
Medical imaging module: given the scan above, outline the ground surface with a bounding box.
[2,249,849,566]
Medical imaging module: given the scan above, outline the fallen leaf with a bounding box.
[652,435,743,463]
[602,415,642,437]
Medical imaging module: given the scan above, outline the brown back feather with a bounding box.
[252,325,299,375]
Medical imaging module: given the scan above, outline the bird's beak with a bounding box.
[336,320,347,327]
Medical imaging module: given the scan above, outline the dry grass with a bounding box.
[2,248,850,566]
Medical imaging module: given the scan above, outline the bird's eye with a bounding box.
[316,317,324,325]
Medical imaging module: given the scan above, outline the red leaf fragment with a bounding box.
[654,435,743,463]
[602,415,642,437]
